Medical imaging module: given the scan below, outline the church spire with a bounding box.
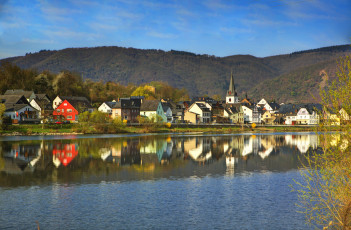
[227,70,237,96]
[226,70,239,104]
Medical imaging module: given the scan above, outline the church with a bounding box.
[226,71,239,104]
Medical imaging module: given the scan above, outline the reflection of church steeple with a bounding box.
[226,70,239,104]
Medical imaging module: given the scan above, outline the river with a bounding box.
[0,132,322,229]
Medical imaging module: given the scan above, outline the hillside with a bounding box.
[2,45,351,101]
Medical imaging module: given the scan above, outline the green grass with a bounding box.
[0,123,343,135]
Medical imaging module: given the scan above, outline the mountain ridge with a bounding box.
[1,44,350,102]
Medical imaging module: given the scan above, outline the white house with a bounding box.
[242,105,253,123]
[98,102,117,114]
[285,114,297,125]
[296,108,319,125]
[188,103,211,123]
[140,100,167,122]
[257,98,268,108]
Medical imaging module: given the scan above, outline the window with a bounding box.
[229,98,231,102]
[57,109,60,113]
[64,103,67,106]
[67,109,72,112]
[62,109,64,112]
[67,116,72,119]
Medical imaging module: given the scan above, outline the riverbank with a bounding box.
[0,123,343,136]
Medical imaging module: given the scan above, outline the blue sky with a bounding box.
[0,0,350,59]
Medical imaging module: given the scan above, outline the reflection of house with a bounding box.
[285,135,319,153]
[52,143,79,167]
[121,139,141,165]
[3,143,42,171]
[185,138,212,162]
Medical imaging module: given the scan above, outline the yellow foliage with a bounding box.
[251,123,256,129]
[166,122,171,128]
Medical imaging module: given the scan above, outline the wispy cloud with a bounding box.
[220,27,252,35]
[204,0,232,10]
[147,31,178,39]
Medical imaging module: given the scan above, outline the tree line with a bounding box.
[0,62,190,105]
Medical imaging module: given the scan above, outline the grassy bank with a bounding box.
[0,123,342,135]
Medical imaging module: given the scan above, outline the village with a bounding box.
[0,73,346,126]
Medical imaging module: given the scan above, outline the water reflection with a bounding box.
[0,133,329,187]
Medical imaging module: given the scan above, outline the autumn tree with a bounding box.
[294,56,351,229]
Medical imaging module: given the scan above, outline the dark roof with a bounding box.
[140,100,160,111]
[279,103,323,115]
[162,105,171,112]
[121,98,141,108]
[268,102,280,110]
[105,101,118,108]
[5,104,35,112]
[4,90,34,99]
[33,98,53,110]
[35,94,51,102]
[59,96,93,109]
[195,103,210,112]
[0,95,29,105]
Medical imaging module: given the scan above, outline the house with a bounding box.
[161,103,173,123]
[53,96,94,112]
[257,98,268,108]
[228,105,244,124]
[0,95,39,123]
[241,93,253,106]
[261,110,276,125]
[252,106,263,124]
[120,98,141,123]
[297,108,320,125]
[279,103,322,125]
[98,101,117,115]
[187,103,211,123]
[226,71,239,104]
[211,102,229,123]
[53,99,79,122]
[265,102,280,113]
[184,111,198,124]
[339,108,350,124]
[323,108,340,126]
[30,98,54,122]
[242,105,253,123]
[140,100,167,122]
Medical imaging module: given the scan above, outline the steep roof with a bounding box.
[4,89,34,99]
[0,95,29,105]
[121,98,141,108]
[279,103,322,115]
[268,102,280,110]
[58,96,93,109]
[226,71,237,97]
[140,100,160,111]
[195,103,210,112]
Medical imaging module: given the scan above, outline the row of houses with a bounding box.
[0,72,349,125]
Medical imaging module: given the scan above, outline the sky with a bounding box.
[0,0,350,59]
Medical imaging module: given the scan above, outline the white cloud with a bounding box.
[220,27,252,34]
[147,31,178,39]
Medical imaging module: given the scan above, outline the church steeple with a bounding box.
[226,70,239,104]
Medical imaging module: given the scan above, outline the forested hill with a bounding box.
[2,44,351,102]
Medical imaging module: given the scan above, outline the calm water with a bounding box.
[0,132,321,229]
